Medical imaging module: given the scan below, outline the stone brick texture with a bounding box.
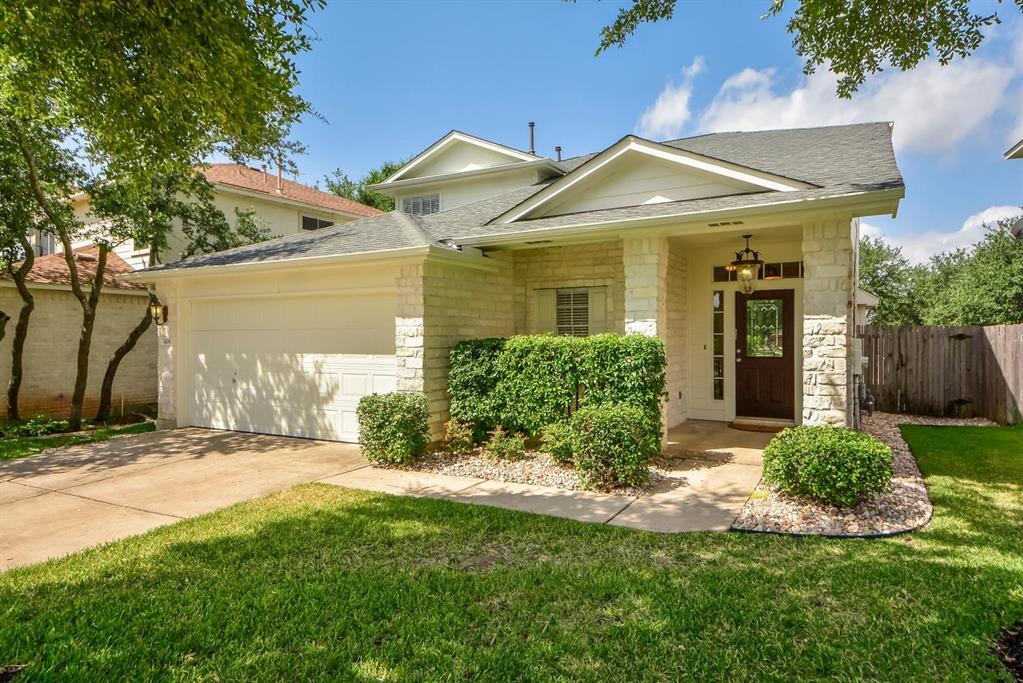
[801,220,855,426]
[0,287,157,420]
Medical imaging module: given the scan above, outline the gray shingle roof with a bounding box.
[143,122,902,273]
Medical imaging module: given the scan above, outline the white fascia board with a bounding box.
[122,245,433,283]
[382,131,539,184]
[458,187,904,248]
[494,137,813,224]
[210,184,370,219]
[367,158,561,195]
[1004,139,1023,160]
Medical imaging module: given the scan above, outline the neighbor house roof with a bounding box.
[4,245,145,290]
[202,164,382,218]
[138,122,904,275]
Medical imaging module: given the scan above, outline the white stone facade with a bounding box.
[801,220,855,426]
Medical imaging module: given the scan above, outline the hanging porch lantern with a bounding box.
[727,234,764,295]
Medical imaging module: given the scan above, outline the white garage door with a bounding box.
[189,292,397,442]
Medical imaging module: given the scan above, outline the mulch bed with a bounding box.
[731,412,995,537]
[995,621,1023,682]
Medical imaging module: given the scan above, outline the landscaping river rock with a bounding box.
[731,412,994,537]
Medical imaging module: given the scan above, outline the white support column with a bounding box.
[623,236,669,339]
[802,219,854,426]
[155,283,181,430]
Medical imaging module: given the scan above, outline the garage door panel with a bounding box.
[189,293,397,442]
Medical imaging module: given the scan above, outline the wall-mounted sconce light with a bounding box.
[149,300,169,326]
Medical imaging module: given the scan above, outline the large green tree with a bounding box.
[1,0,322,430]
[858,236,921,325]
[324,159,408,212]
[593,0,1020,97]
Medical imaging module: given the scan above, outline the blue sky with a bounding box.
[286,0,1023,263]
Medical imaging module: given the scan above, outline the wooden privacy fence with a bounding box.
[862,324,1023,425]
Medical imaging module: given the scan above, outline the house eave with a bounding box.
[367,158,562,196]
[452,187,904,249]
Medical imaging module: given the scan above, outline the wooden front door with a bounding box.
[735,289,795,419]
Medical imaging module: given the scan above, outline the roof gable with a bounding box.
[384,131,538,183]
[495,136,814,223]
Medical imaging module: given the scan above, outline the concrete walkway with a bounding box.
[321,420,768,533]
[1,421,768,571]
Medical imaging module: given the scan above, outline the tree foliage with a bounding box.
[859,218,1023,326]
[592,0,1017,97]
[0,0,323,179]
[324,159,408,212]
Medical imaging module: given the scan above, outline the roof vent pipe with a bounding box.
[555,145,562,162]
[276,157,283,193]
[528,122,535,155]
[261,164,268,183]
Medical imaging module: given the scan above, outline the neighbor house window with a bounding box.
[302,216,334,231]
[535,286,608,336]
[35,231,57,256]
[712,290,724,400]
[401,194,440,216]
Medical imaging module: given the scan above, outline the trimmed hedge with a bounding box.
[449,333,667,439]
[569,404,658,490]
[495,335,581,436]
[763,425,893,507]
[356,392,429,464]
[448,338,506,441]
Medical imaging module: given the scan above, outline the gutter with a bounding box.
[120,242,503,283]
[450,187,905,248]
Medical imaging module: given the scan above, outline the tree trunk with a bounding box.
[0,310,9,343]
[6,233,35,422]
[96,293,155,422]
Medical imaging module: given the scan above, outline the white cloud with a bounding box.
[697,58,1018,152]
[636,57,705,140]
[862,205,1023,264]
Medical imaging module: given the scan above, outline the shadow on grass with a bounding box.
[1,462,1021,681]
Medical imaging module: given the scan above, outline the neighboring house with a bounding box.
[0,246,155,418]
[33,163,382,270]
[131,123,904,442]
[10,167,379,421]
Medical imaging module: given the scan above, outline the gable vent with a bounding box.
[707,220,745,227]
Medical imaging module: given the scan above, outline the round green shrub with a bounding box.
[484,426,526,460]
[494,335,581,437]
[356,392,429,464]
[762,425,894,507]
[540,421,575,465]
[569,404,659,490]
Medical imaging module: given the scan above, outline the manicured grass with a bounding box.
[0,422,156,462]
[1,425,1020,680]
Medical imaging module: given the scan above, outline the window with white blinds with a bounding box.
[535,286,608,336]
[556,288,590,337]
[401,193,441,216]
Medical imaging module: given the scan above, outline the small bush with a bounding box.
[484,426,526,460]
[2,416,70,438]
[762,425,893,507]
[443,419,476,455]
[569,404,658,490]
[495,335,581,436]
[540,421,575,465]
[448,338,506,441]
[356,392,429,464]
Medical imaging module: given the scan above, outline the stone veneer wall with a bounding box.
[801,219,855,426]
[396,256,515,437]
[0,287,157,419]
[665,243,687,429]
[511,241,625,333]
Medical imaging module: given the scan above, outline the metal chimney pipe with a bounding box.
[528,122,535,155]
[276,157,283,192]
[555,145,562,162]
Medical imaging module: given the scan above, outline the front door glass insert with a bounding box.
[745,299,784,357]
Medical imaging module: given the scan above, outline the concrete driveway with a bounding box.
[0,428,368,570]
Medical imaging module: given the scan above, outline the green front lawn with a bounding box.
[1,424,1020,680]
[0,422,156,462]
